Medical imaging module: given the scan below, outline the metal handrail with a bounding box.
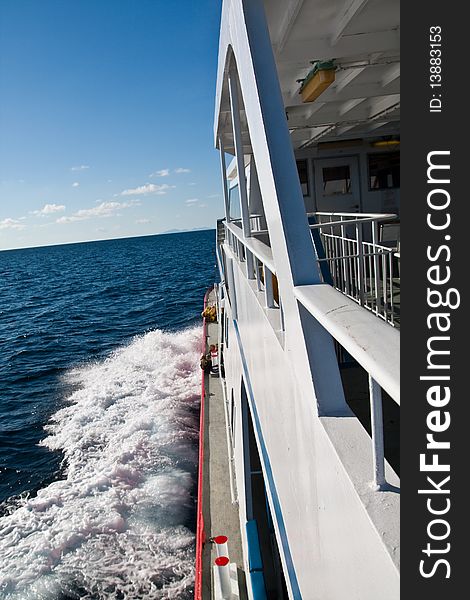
[308,211,398,220]
[294,284,400,405]
[308,211,399,326]
[319,249,396,261]
[309,217,396,230]
[225,221,276,274]
[222,216,399,488]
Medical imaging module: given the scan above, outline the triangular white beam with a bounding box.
[274,0,305,54]
[215,0,348,418]
[330,0,370,46]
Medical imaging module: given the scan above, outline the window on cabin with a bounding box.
[296,159,309,196]
[368,152,400,190]
[322,165,351,195]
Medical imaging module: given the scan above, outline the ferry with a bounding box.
[196,0,400,598]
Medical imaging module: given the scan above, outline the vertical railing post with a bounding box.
[369,375,386,489]
[367,241,373,310]
[340,216,350,296]
[228,68,254,280]
[348,236,355,298]
[356,223,365,306]
[371,220,381,315]
[389,251,395,326]
[382,251,387,320]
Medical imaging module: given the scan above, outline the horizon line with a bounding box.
[0,227,215,253]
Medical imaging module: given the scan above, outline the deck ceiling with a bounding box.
[216,0,399,154]
[265,0,400,149]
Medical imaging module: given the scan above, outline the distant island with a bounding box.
[163,227,215,234]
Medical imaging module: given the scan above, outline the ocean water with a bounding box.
[0,230,216,599]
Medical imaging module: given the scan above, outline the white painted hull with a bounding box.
[203,0,400,597]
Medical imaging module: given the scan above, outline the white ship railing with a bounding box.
[308,212,400,327]
[294,284,399,489]
[224,221,285,331]
[221,219,398,490]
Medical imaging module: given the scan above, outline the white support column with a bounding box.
[264,265,275,308]
[219,137,231,223]
[255,257,262,291]
[228,69,255,280]
[369,375,386,489]
[227,70,251,239]
[246,249,255,280]
[280,298,286,331]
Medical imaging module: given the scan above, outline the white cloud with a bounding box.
[120,183,174,196]
[56,200,140,224]
[0,218,25,230]
[149,168,170,178]
[71,165,90,171]
[31,203,66,216]
[72,182,80,188]
[42,203,66,214]
[136,218,151,224]
[174,167,191,173]
[185,198,208,209]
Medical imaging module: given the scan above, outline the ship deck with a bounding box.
[201,296,248,599]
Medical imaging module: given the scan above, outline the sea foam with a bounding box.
[0,326,201,599]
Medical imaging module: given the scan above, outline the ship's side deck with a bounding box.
[201,300,247,600]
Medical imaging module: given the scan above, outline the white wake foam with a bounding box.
[0,327,202,599]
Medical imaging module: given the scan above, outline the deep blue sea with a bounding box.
[0,229,216,599]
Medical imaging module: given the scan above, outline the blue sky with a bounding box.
[0,0,223,250]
